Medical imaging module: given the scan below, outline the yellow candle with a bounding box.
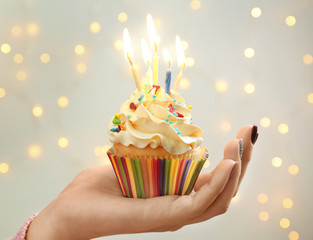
[173,35,186,91]
[152,53,159,85]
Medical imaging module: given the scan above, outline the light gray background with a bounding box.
[1,0,312,239]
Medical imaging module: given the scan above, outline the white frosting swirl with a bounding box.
[108,87,203,155]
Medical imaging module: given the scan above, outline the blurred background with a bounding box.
[1,0,312,239]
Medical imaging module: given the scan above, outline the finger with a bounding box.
[189,139,241,224]
[235,125,258,191]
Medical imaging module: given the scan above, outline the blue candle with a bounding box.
[165,68,171,94]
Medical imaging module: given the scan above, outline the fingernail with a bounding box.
[230,162,238,178]
[239,139,244,158]
[251,125,259,145]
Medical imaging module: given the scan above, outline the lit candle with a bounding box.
[123,28,142,90]
[163,48,172,95]
[173,36,186,91]
[141,39,152,88]
[147,14,160,85]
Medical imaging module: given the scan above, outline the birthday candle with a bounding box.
[141,39,152,88]
[173,35,186,91]
[163,48,172,94]
[123,28,142,90]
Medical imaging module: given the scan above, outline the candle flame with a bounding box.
[176,35,186,69]
[141,39,152,65]
[123,28,134,65]
[147,14,160,52]
[163,48,172,66]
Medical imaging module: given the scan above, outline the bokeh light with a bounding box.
[13,53,24,64]
[1,43,11,54]
[114,40,123,50]
[26,23,39,36]
[259,211,270,222]
[251,7,262,18]
[0,88,6,98]
[307,93,313,104]
[40,53,50,63]
[244,83,255,94]
[286,16,296,27]
[28,145,42,158]
[186,57,195,67]
[32,106,43,117]
[77,63,87,73]
[58,137,69,148]
[179,78,190,89]
[282,198,293,209]
[258,193,268,204]
[58,96,69,108]
[0,163,10,174]
[191,0,201,10]
[278,123,289,134]
[303,54,313,65]
[181,40,189,51]
[221,121,231,132]
[215,80,228,92]
[11,25,22,36]
[74,45,85,55]
[16,70,26,81]
[272,157,282,168]
[280,218,291,229]
[94,145,110,156]
[260,117,271,128]
[289,231,299,240]
[244,48,255,58]
[154,18,162,28]
[288,164,299,175]
[118,12,128,23]
[90,21,101,33]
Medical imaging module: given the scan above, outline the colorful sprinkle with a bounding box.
[130,102,137,111]
[113,117,121,125]
[187,105,193,109]
[168,104,174,113]
[173,99,177,103]
[168,114,171,117]
[114,113,121,118]
[165,119,169,122]
[110,127,119,132]
[169,121,173,124]
[153,94,156,98]
[174,128,178,131]
[177,131,181,135]
[173,106,177,110]
[176,112,184,118]
[138,94,144,102]
[178,102,181,105]
[127,114,131,119]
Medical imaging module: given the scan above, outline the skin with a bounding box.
[27,125,255,240]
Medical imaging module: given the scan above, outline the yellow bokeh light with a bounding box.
[259,211,270,222]
[74,45,85,55]
[154,18,162,28]
[260,117,271,128]
[90,21,101,34]
[282,198,293,209]
[58,137,69,148]
[179,78,190,89]
[13,53,24,64]
[114,40,123,50]
[100,157,111,166]
[40,53,50,63]
[186,57,195,67]
[307,93,313,104]
[303,54,313,65]
[288,164,299,175]
[280,218,290,229]
[32,106,43,117]
[77,63,87,73]
[251,7,262,18]
[26,23,39,36]
[118,12,128,23]
[0,163,10,174]
[221,121,231,132]
[94,145,110,156]
[181,40,189,51]
[191,0,201,10]
[1,43,11,54]
[0,88,6,98]
[58,96,69,108]
[286,16,296,27]
[244,83,255,94]
[16,70,26,81]
[203,159,210,169]
[28,145,42,158]
[278,123,289,134]
[272,157,282,168]
[11,25,22,36]
[258,193,268,204]
[244,48,255,58]
[289,231,299,240]
[215,80,228,93]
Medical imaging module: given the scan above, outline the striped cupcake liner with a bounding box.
[107,147,209,198]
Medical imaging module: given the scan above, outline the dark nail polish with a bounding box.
[239,139,244,158]
[251,125,259,145]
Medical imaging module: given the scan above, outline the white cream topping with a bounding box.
[108,87,203,155]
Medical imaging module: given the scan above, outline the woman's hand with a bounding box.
[27,125,258,240]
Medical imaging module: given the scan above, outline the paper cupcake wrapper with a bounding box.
[107,147,209,198]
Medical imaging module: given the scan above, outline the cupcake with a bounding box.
[107,85,208,198]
